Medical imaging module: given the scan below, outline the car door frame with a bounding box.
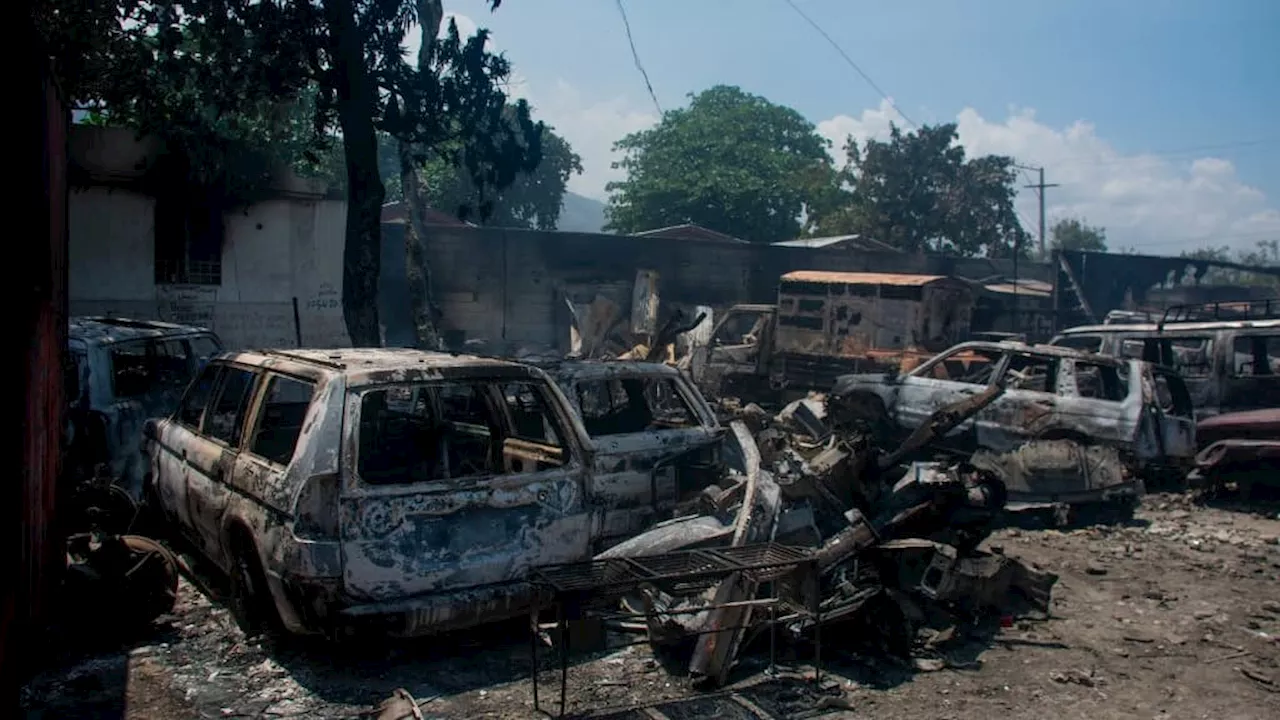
[337,376,593,604]
[183,362,264,568]
[568,371,722,545]
[1051,357,1140,445]
[1143,363,1197,464]
[231,370,324,533]
[1220,329,1280,414]
[152,361,225,541]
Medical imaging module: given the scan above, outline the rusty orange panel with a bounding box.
[780,270,949,286]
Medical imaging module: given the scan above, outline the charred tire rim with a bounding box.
[121,535,180,622]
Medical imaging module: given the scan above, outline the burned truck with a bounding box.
[689,271,974,404]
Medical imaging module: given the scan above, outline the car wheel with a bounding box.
[228,539,282,638]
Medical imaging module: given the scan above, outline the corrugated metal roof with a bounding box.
[633,224,748,244]
[984,283,1052,298]
[780,270,950,286]
[772,235,902,252]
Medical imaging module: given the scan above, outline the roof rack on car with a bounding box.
[1158,298,1280,329]
[263,349,347,370]
[82,316,174,330]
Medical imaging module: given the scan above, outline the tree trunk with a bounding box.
[400,144,443,350]
[324,0,385,347]
[400,0,446,350]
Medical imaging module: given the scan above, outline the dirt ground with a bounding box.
[19,494,1280,720]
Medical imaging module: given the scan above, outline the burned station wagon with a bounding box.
[827,341,1198,484]
[143,348,727,637]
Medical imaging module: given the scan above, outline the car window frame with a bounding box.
[202,363,263,449]
[908,345,1008,383]
[573,374,703,437]
[243,371,318,468]
[998,352,1059,394]
[1070,358,1128,402]
[107,338,155,400]
[352,378,573,489]
[1230,332,1280,377]
[175,362,224,432]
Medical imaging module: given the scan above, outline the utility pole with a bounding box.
[1018,165,1059,258]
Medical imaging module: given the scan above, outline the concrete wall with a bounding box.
[69,186,350,350]
[67,119,1051,356]
[402,226,1053,354]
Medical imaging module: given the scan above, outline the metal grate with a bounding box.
[1160,298,1280,327]
[155,258,221,286]
[531,543,813,601]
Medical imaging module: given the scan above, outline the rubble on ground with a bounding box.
[598,387,1059,688]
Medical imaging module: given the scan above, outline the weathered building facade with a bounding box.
[68,126,350,350]
[68,125,1054,355]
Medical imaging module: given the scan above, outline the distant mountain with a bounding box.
[557,191,608,234]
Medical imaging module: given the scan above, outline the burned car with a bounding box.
[539,360,726,546]
[825,341,1197,507]
[143,349,738,638]
[67,316,223,506]
[1186,408,1280,500]
[1050,314,1280,417]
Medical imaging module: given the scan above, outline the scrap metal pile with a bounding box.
[600,386,1059,687]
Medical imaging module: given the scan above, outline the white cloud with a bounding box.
[521,80,658,199]
[396,20,1280,250]
[818,101,1280,254]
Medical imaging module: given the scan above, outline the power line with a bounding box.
[1053,137,1280,168]
[614,0,662,116]
[781,0,916,128]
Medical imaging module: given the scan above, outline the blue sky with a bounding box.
[438,0,1280,255]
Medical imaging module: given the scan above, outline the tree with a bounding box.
[385,112,582,231]
[39,0,543,347]
[605,85,837,243]
[1050,217,1108,253]
[810,123,1028,257]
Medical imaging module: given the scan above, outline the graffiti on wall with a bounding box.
[156,285,217,328]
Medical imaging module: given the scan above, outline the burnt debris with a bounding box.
[564,387,1059,695]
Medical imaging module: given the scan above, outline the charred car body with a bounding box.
[67,316,223,502]
[824,341,1197,508]
[1186,408,1280,500]
[538,360,726,545]
[1049,313,1280,417]
[144,348,735,637]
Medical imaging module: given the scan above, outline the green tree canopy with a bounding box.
[605,85,837,243]
[386,110,582,231]
[1050,217,1108,253]
[810,123,1028,257]
[38,0,543,346]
